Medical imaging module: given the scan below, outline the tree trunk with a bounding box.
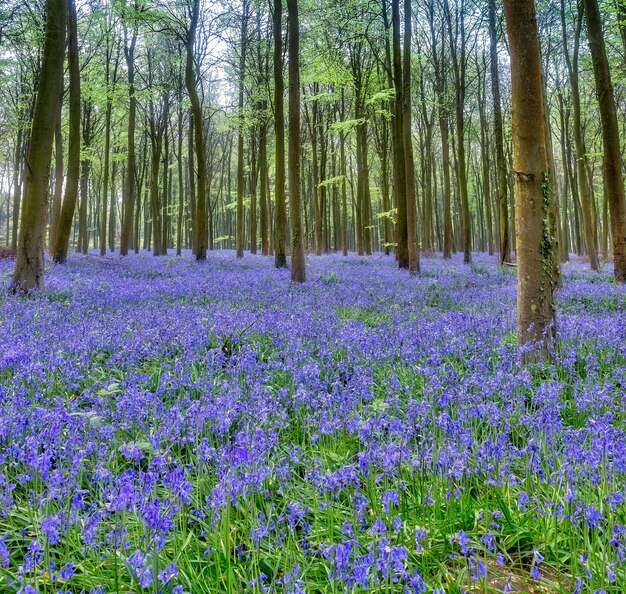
[53,0,80,263]
[287,0,305,282]
[584,0,626,280]
[13,0,67,290]
[186,0,207,260]
[119,20,137,256]
[48,91,63,256]
[236,0,248,258]
[403,0,419,272]
[392,0,408,268]
[504,0,556,360]
[561,0,599,270]
[488,0,510,264]
[274,0,288,268]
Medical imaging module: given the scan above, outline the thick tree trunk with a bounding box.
[504,0,556,360]
[287,0,305,282]
[13,0,67,290]
[584,0,626,281]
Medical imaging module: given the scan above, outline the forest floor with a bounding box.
[0,251,625,593]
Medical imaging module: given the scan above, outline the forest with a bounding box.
[1,0,626,591]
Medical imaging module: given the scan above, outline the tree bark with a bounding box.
[186,0,207,260]
[584,0,626,281]
[119,16,137,256]
[287,0,305,282]
[403,0,419,273]
[488,0,510,264]
[504,0,556,360]
[48,91,63,256]
[236,0,249,258]
[53,0,80,263]
[561,0,599,270]
[274,0,288,268]
[13,0,67,290]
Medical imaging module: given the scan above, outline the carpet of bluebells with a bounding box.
[0,251,626,593]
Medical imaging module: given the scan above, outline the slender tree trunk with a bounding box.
[236,0,249,258]
[11,116,24,251]
[186,0,207,260]
[109,160,117,252]
[48,92,63,256]
[428,0,453,259]
[340,90,348,256]
[504,0,556,360]
[13,0,67,290]
[120,21,137,256]
[287,0,305,282]
[274,0,287,268]
[584,0,626,280]
[392,0,408,268]
[561,1,599,270]
[53,0,80,263]
[78,103,91,255]
[445,0,471,263]
[403,0,419,272]
[488,0,510,264]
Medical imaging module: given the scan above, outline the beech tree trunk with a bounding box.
[48,92,63,256]
[274,0,288,268]
[287,0,305,282]
[584,0,626,281]
[53,0,80,264]
[13,0,67,290]
[119,19,137,256]
[186,0,207,260]
[561,1,599,270]
[391,0,407,268]
[504,0,556,360]
[488,0,510,264]
[403,0,419,273]
[236,0,249,258]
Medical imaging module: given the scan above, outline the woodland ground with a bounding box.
[0,251,625,593]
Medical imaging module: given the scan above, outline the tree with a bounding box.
[287,0,305,282]
[560,0,599,271]
[236,0,249,258]
[503,0,556,359]
[53,0,80,264]
[12,0,67,290]
[402,0,418,273]
[488,0,510,265]
[119,1,138,256]
[185,0,207,260]
[274,0,287,268]
[583,0,626,281]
